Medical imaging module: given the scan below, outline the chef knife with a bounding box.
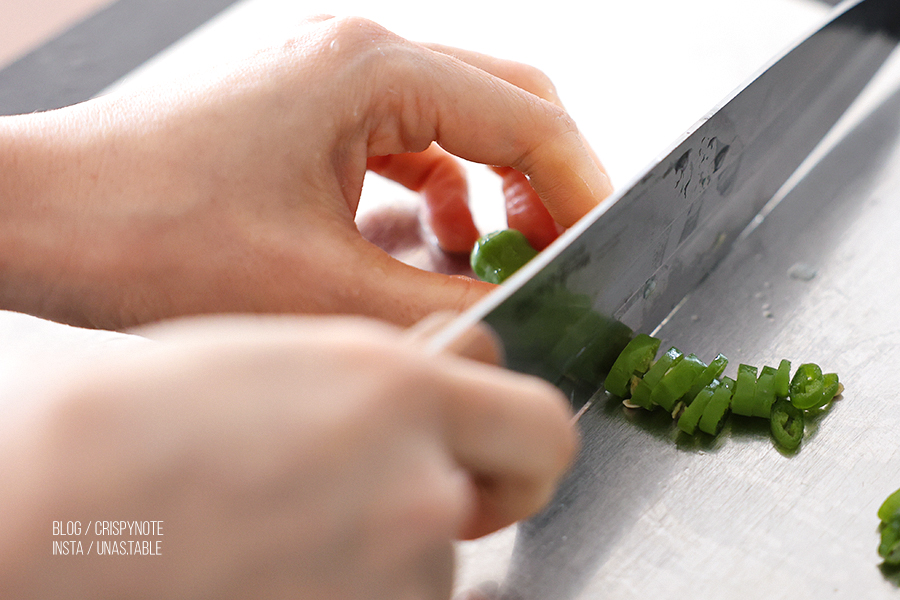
[428,0,900,395]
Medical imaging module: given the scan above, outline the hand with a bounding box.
[0,16,611,329]
[0,315,576,600]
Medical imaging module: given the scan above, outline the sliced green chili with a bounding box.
[774,358,791,398]
[684,353,728,405]
[630,347,684,410]
[604,333,661,398]
[880,517,900,565]
[789,362,826,409]
[770,398,804,451]
[604,336,839,452]
[699,376,735,435]
[752,365,777,418]
[879,487,900,523]
[470,229,538,284]
[880,488,900,565]
[730,364,759,417]
[678,379,719,435]
[818,372,841,408]
[652,353,707,412]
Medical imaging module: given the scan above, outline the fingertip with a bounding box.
[499,168,559,251]
[421,161,480,255]
[366,146,479,254]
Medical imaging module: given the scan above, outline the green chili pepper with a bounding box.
[789,362,826,409]
[652,353,707,412]
[470,229,538,284]
[770,398,804,451]
[629,347,683,410]
[752,365,777,418]
[879,487,900,523]
[774,358,791,398]
[730,364,759,417]
[879,517,900,565]
[604,333,661,398]
[818,372,841,408]
[879,488,900,566]
[699,376,735,435]
[678,379,719,435]
[683,353,728,405]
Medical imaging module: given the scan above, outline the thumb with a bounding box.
[349,238,496,326]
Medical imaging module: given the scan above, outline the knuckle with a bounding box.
[318,16,399,55]
[506,62,560,103]
[279,16,402,65]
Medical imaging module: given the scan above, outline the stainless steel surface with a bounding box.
[449,0,900,597]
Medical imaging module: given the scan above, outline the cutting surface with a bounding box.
[5,0,871,597]
[456,39,900,600]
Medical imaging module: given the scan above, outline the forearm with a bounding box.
[0,112,88,320]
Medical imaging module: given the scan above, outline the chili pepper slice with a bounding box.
[791,371,840,411]
[770,398,804,451]
[699,376,735,435]
[470,229,539,284]
[684,353,728,405]
[878,490,900,522]
[774,358,791,398]
[604,333,661,398]
[789,363,826,409]
[752,365,777,418]
[817,372,841,408]
[879,487,900,523]
[879,516,900,565]
[678,379,720,435]
[652,353,707,412]
[629,347,684,410]
[730,364,759,417]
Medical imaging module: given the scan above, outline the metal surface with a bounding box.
[448,0,900,597]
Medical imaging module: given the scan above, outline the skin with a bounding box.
[0,15,608,599]
[0,15,611,330]
[0,315,577,600]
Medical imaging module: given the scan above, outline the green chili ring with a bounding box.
[879,487,900,523]
[774,358,791,398]
[789,363,826,410]
[470,229,538,284]
[730,364,759,417]
[880,517,900,565]
[684,353,728,405]
[752,365,777,418]
[678,379,719,435]
[698,376,735,435]
[604,333,661,398]
[770,398,804,451]
[630,347,683,410]
[652,353,707,412]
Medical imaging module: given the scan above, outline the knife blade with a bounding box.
[429,0,900,395]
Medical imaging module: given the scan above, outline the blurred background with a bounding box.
[0,0,112,68]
